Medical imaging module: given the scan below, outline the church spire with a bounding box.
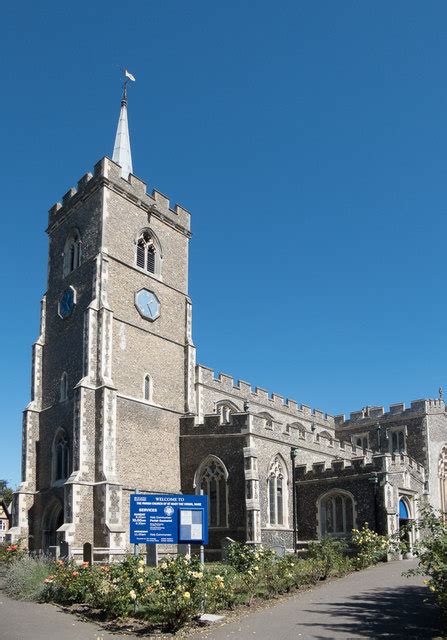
[112,78,133,179]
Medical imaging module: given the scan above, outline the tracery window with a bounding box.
[197,457,228,527]
[60,372,68,402]
[53,431,70,483]
[143,374,152,402]
[63,229,82,277]
[267,455,288,526]
[320,491,354,537]
[136,230,160,274]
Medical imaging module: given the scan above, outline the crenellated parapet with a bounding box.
[180,411,250,435]
[196,364,335,427]
[336,398,446,428]
[47,156,191,235]
[387,452,425,478]
[295,450,425,485]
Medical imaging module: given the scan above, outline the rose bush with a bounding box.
[351,523,389,569]
[0,541,24,566]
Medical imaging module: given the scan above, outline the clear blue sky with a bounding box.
[1,1,447,488]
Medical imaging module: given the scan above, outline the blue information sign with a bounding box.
[130,493,208,544]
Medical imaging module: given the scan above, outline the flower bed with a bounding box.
[0,528,394,633]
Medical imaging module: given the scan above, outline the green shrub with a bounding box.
[147,555,205,631]
[3,555,54,601]
[308,537,352,579]
[405,505,447,617]
[351,523,389,569]
[225,542,275,573]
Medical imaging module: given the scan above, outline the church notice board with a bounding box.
[130,493,208,545]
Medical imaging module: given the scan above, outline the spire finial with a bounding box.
[121,79,127,106]
[112,69,136,180]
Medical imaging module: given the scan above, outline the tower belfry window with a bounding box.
[63,230,82,277]
[136,231,157,274]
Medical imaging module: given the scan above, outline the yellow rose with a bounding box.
[137,567,144,574]
[138,577,144,584]
[183,591,191,600]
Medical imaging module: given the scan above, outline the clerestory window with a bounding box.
[216,400,238,424]
[352,433,369,451]
[390,429,406,454]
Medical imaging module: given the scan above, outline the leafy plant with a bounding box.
[225,542,275,573]
[0,541,25,566]
[405,505,447,617]
[351,523,389,569]
[148,555,205,631]
[3,555,53,601]
[308,537,352,579]
[0,479,13,505]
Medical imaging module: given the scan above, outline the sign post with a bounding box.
[130,493,208,547]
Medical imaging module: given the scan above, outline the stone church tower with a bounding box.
[11,87,196,558]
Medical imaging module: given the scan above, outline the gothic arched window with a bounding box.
[143,374,152,402]
[63,229,82,277]
[196,456,228,528]
[319,491,354,537]
[59,372,68,402]
[52,430,70,483]
[136,230,161,275]
[267,455,288,526]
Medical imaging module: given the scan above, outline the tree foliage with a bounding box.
[0,480,13,505]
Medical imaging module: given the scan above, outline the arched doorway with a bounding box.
[42,501,64,551]
[398,497,413,556]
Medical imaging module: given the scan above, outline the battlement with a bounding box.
[337,398,446,426]
[47,156,191,234]
[197,365,334,425]
[388,453,425,477]
[180,412,249,436]
[295,454,380,481]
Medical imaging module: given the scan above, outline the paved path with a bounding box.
[192,560,444,640]
[0,561,443,639]
[0,594,131,640]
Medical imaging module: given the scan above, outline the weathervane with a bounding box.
[439,386,443,400]
[120,68,136,104]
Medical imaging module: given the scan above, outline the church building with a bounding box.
[9,88,447,560]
